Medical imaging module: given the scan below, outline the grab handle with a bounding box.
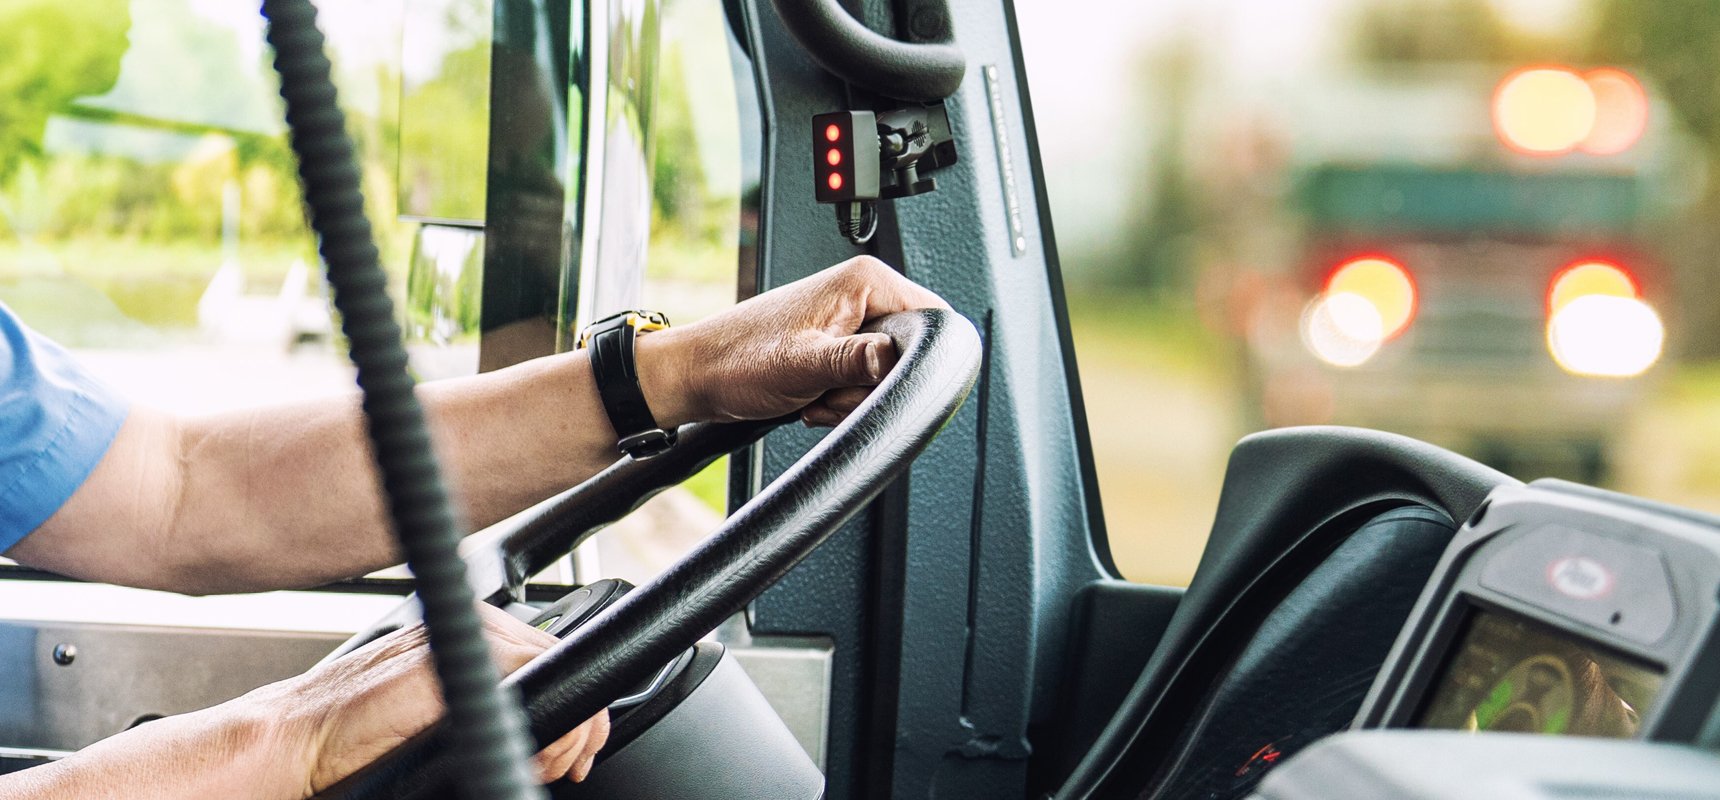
[770,0,966,101]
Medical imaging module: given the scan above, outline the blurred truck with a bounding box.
[1237,64,1698,481]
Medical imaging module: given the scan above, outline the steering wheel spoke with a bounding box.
[324,418,785,662]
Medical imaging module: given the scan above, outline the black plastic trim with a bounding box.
[596,643,720,762]
[1054,427,1515,799]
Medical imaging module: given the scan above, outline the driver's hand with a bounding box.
[637,256,952,427]
[278,604,609,794]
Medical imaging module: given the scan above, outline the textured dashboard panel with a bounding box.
[1058,427,1515,799]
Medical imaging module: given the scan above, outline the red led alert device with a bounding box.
[814,111,880,203]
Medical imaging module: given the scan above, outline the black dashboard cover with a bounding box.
[1148,505,1456,798]
[1056,427,1514,799]
[1251,729,1720,799]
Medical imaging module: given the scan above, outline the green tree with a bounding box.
[1350,0,1516,63]
[651,44,706,228]
[1590,0,1720,357]
[1112,34,1207,294]
[1591,1,1720,156]
[0,0,131,182]
[1347,0,1581,67]
[399,42,492,221]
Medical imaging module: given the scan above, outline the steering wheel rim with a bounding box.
[317,307,982,799]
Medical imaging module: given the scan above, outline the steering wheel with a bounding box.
[313,308,981,799]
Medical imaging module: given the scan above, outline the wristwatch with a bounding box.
[577,309,675,459]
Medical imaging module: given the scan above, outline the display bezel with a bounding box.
[1352,486,1720,743]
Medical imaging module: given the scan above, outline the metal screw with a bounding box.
[51,643,76,666]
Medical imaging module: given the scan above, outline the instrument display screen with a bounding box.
[1416,607,1663,738]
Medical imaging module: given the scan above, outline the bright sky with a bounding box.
[184,0,402,114]
[1015,0,1347,249]
[185,0,403,72]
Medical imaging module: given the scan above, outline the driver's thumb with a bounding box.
[810,332,896,387]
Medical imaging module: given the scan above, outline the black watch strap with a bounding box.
[580,310,676,459]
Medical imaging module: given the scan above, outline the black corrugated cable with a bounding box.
[260,1,543,797]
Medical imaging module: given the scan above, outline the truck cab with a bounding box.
[5,1,1720,799]
[1239,66,1689,482]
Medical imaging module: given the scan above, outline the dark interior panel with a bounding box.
[1035,581,1182,792]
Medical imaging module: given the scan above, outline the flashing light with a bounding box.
[1493,66,1650,156]
[1326,256,1417,339]
[1303,292,1385,368]
[1581,68,1649,155]
[1545,260,1660,377]
[813,111,880,203]
[1547,295,1664,377]
[1494,67,1596,155]
[1549,261,1638,316]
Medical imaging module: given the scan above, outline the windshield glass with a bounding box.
[0,0,756,593]
[1023,0,1720,584]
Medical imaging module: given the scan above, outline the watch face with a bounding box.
[627,310,671,330]
[578,309,669,349]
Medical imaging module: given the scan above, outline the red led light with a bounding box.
[1549,260,1638,316]
[1582,68,1648,155]
[1326,255,1417,339]
[827,173,844,191]
[1234,742,1285,778]
[826,148,842,166]
[824,124,841,142]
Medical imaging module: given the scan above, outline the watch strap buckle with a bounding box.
[617,428,678,460]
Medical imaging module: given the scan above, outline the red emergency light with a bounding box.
[1547,260,1639,316]
[1325,255,1417,339]
[813,111,880,203]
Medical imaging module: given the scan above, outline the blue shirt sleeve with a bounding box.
[0,302,129,550]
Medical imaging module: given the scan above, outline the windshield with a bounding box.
[1023,0,1720,584]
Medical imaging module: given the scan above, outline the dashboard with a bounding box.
[1414,606,1661,737]
[1354,481,1720,742]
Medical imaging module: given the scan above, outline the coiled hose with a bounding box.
[261,2,543,798]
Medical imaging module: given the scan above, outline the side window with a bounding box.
[584,0,760,585]
[1023,1,1720,585]
[0,1,413,583]
[0,0,755,587]
[0,0,409,410]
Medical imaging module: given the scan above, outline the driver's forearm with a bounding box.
[173,351,622,591]
[0,698,303,800]
[166,341,697,593]
[12,339,697,594]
